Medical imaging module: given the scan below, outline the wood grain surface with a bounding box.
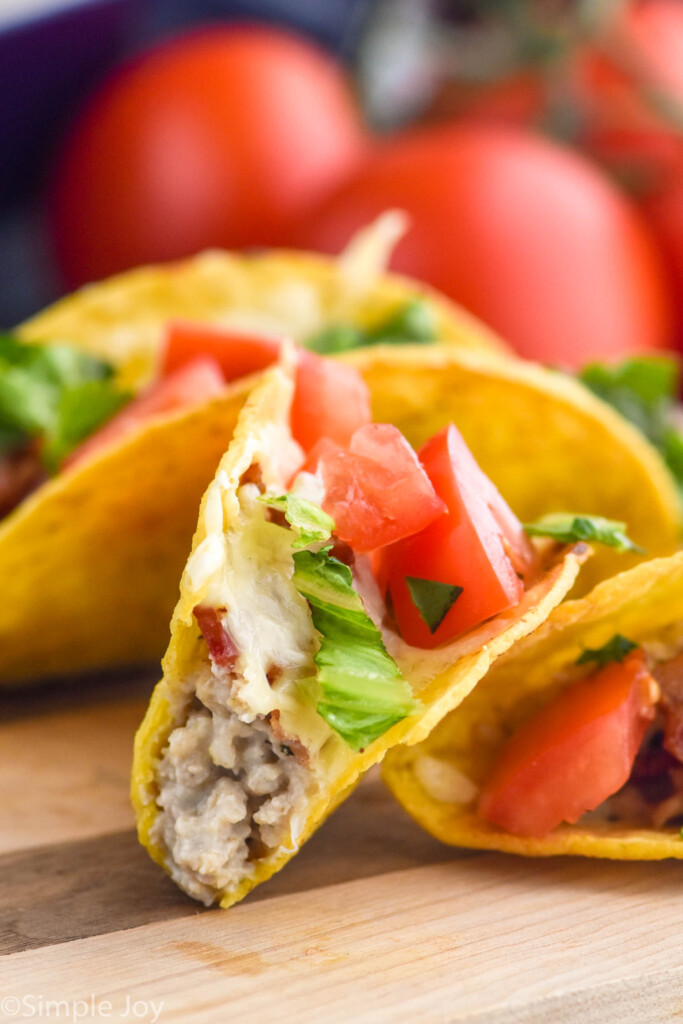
[1,674,682,1024]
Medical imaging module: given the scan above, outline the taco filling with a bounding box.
[476,636,683,838]
[0,299,436,521]
[134,351,596,906]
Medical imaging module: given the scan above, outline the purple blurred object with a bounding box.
[0,0,370,324]
[0,0,137,208]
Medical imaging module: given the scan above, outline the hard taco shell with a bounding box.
[132,363,588,907]
[383,552,683,860]
[2,248,680,684]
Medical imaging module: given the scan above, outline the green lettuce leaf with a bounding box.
[0,333,127,469]
[578,356,683,498]
[259,493,334,548]
[41,381,130,473]
[306,299,436,354]
[576,634,638,667]
[405,576,463,633]
[524,513,644,553]
[292,547,417,750]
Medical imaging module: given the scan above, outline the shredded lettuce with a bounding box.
[41,381,130,473]
[259,493,334,548]
[576,634,638,667]
[578,356,683,499]
[292,546,417,750]
[0,333,128,467]
[306,300,437,355]
[405,576,463,634]
[524,513,644,553]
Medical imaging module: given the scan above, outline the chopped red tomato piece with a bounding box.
[377,424,527,647]
[291,351,371,451]
[299,436,344,476]
[163,323,370,453]
[163,323,281,380]
[477,471,539,582]
[316,423,446,552]
[478,649,658,837]
[65,357,225,469]
[194,605,239,669]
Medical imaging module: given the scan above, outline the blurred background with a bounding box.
[3,0,683,367]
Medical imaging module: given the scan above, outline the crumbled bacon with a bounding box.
[269,709,310,766]
[0,443,45,519]
[652,654,683,764]
[193,606,239,669]
[329,540,354,566]
[239,463,264,492]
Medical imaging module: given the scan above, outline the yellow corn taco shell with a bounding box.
[0,246,506,685]
[19,245,505,390]
[346,345,682,595]
[131,362,589,908]
[383,552,683,860]
[3,238,680,684]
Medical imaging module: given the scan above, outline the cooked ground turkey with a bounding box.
[151,707,313,905]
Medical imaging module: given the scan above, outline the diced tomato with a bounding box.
[163,324,370,453]
[163,323,282,380]
[478,649,658,837]
[377,424,527,647]
[65,357,225,469]
[476,472,539,583]
[194,605,239,669]
[291,350,371,451]
[299,436,344,476]
[316,423,446,553]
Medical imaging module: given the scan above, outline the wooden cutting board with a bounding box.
[2,673,683,1024]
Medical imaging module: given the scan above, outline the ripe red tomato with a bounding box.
[579,0,683,152]
[160,323,370,452]
[377,423,527,648]
[163,323,282,380]
[575,1,683,344]
[478,649,658,837]
[298,124,674,366]
[642,173,683,343]
[291,351,371,452]
[317,423,446,552]
[65,357,226,469]
[48,25,367,288]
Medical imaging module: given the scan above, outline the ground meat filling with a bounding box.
[151,708,312,905]
[0,442,45,519]
[586,651,683,830]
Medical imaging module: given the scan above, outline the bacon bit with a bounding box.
[652,654,683,764]
[265,508,288,529]
[193,605,239,669]
[239,463,264,492]
[329,540,354,566]
[266,666,284,687]
[631,735,679,781]
[246,834,269,862]
[269,709,310,766]
[0,443,46,519]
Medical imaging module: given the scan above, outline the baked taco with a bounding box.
[132,353,591,907]
[383,551,683,859]
[0,219,507,685]
[2,217,681,683]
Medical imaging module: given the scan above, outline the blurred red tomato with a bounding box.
[298,124,674,366]
[642,170,683,320]
[577,0,683,344]
[579,0,683,152]
[48,25,367,288]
